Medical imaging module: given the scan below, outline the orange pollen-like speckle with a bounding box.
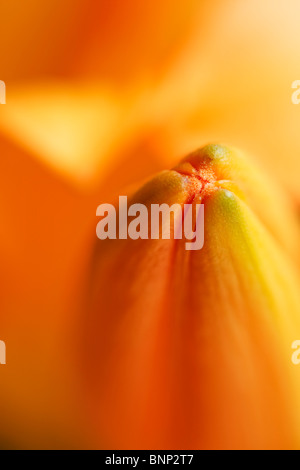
[174,163,218,202]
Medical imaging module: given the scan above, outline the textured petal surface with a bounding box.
[84,145,300,449]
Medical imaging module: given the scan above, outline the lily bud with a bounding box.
[84,144,300,449]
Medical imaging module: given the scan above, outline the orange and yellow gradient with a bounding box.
[0,0,300,450]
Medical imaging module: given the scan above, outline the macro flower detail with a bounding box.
[84,144,300,450]
[1,1,300,452]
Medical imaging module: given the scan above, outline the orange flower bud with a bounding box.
[84,144,300,449]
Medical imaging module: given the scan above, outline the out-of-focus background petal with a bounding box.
[0,0,201,84]
[0,139,94,447]
[2,0,300,199]
[0,84,138,185]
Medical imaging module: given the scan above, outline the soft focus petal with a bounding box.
[147,0,300,200]
[0,83,165,189]
[0,84,131,185]
[0,0,201,84]
[0,141,95,448]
